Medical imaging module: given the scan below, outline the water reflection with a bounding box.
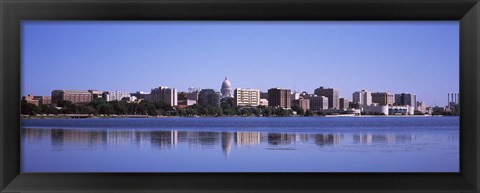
[20,128,433,155]
[353,134,415,145]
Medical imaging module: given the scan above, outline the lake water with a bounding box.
[20,116,459,172]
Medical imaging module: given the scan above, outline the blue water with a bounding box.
[21,116,459,172]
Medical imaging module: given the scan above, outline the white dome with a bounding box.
[221,77,232,98]
[222,79,231,88]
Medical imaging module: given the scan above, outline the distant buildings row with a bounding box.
[22,77,459,115]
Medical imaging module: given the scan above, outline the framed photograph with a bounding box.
[1,0,479,192]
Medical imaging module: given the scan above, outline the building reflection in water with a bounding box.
[21,128,419,155]
[221,132,233,157]
[150,131,178,150]
[267,133,295,146]
[353,133,415,145]
[314,134,340,147]
[235,132,261,148]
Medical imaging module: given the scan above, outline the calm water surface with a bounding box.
[21,117,459,172]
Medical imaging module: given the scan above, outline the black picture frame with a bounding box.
[1,0,479,192]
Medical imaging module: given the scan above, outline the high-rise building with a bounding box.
[314,86,339,109]
[339,98,350,110]
[372,92,394,106]
[305,95,328,111]
[395,93,416,108]
[221,77,232,98]
[293,98,310,111]
[198,89,221,107]
[149,86,178,106]
[352,90,372,107]
[102,91,131,102]
[234,88,260,107]
[267,88,291,109]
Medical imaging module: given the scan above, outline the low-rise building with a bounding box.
[103,91,131,102]
[51,90,102,104]
[22,94,39,106]
[259,99,268,106]
[34,96,51,105]
[388,105,414,115]
[416,101,427,113]
[362,104,389,115]
[131,91,149,100]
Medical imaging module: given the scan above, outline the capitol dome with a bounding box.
[221,77,232,98]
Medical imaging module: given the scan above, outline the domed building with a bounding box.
[221,76,232,98]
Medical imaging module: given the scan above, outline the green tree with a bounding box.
[21,100,40,115]
[97,103,114,115]
[305,110,314,116]
[296,107,305,116]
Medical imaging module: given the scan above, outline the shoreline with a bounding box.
[20,114,453,119]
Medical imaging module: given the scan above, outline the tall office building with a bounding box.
[352,90,372,107]
[305,95,328,111]
[395,93,416,108]
[267,88,291,109]
[314,86,339,109]
[198,89,221,107]
[150,86,178,106]
[293,98,310,111]
[220,77,232,98]
[234,88,261,107]
[372,92,394,106]
[339,98,350,110]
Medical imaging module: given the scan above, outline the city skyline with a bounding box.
[22,21,459,106]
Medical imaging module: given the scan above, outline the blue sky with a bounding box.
[22,21,458,106]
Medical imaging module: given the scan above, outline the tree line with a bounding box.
[20,98,321,117]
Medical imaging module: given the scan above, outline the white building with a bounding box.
[416,101,426,113]
[362,104,389,115]
[150,86,178,106]
[103,91,131,102]
[259,99,269,106]
[352,90,372,107]
[234,88,260,107]
[389,105,415,115]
